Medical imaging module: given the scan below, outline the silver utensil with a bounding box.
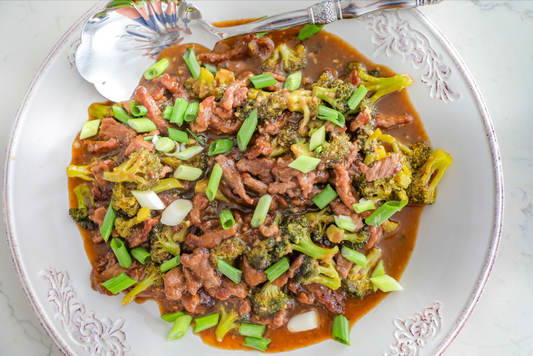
[75,0,442,102]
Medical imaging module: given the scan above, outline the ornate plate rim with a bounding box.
[2,3,503,356]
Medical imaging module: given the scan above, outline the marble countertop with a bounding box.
[1,1,531,355]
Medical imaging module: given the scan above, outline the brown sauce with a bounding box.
[69,20,427,353]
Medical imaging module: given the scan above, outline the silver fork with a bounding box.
[75,0,442,102]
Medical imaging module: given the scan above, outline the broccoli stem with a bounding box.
[291,236,338,261]
[122,273,158,306]
[215,307,240,342]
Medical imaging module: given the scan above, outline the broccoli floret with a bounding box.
[149,223,182,264]
[312,70,338,88]
[122,262,164,305]
[69,184,98,230]
[261,43,307,73]
[294,256,341,290]
[273,235,292,259]
[185,68,234,100]
[319,133,353,168]
[312,80,358,113]
[249,282,292,316]
[399,141,432,171]
[286,89,320,135]
[103,148,163,190]
[304,208,335,241]
[114,207,151,238]
[326,225,369,250]
[280,214,338,261]
[67,164,94,181]
[210,237,248,266]
[341,248,382,298]
[236,91,288,123]
[406,148,452,204]
[269,124,304,157]
[111,182,139,217]
[89,103,110,120]
[356,176,408,204]
[215,304,249,342]
[350,62,414,103]
[246,238,275,270]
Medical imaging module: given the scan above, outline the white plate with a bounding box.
[3,1,503,355]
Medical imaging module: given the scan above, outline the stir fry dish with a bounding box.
[67,24,452,352]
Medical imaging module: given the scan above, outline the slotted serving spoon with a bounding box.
[75,0,442,102]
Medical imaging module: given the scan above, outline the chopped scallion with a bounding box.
[371,260,386,292]
[237,108,258,151]
[101,273,137,295]
[174,165,202,181]
[193,313,219,333]
[341,247,367,268]
[312,184,338,209]
[131,247,151,264]
[243,336,271,352]
[154,137,176,153]
[168,127,189,144]
[219,209,235,230]
[175,146,203,160]
[284,71,302,90]
[297,24,324,41]
[335,215,356,232]
[365,200,407,226]
[206,163,223,201]
[183,47,201,79]
[144,58,169,80]
[162,105,173,120]
[128,118,157,133]
[332,315,350,346]
[144,136,153,141]
[130,100,147,116]
[79,119,101,140]
[110,238,132,269]
[265,257,289,282]
[318,105,345,127]
[217,259,242,284]
[203,63,217,75]
[170,98,188,125]
[168,315,192,340]
[100,205,116,242]
[208,138,234,156]
[112,105,133,124]
[184,102,199,122]
[288,155,321,173]
[309,124,326,151]
[187,129,205,146]
[370,274,403,292]
[151,178,184,193]
[161,255,181,273]
[161,312,185,323]
[347,85,368,110]
[249,73,277,89]
[239,324,265,339]
[251,195,272,228]
[353,199,376,213]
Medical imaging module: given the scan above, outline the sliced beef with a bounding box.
[185,223,238,249]
[242,256,268,287]
[228,296,252,316]
[330,198,363,232]
[271,273,288,287]
[133,86,169,135]
[216,155,254,205]
[344,69,361,86]
[236,157,275,183]
[303,283,346,314]
[359,152,402,181]
[219,80,248,110]
[325,121,347,135]
[333,142,359,211]
[335,252,354,279]
[181,289,214,314]
[190,96,215,133]
[252,309,290,329]
[91,251,143,295]
[164,266,187,300]
[363,225,384,249]
[243,173,269,195]
[287,254,305,278]
[123,135,154,157]
[153,73,189,100]
[263,111,290,135]
[206,277,248,300]
[190,193,209,226]
[375,113,412,129]
[349,109,371,131]
[198,34,274,63]
[98,118,136,145]
[181,247,221,295]
[90,160,114,193]
[244,133,273,159]
[127,217,159,248]
[84,138,120,154]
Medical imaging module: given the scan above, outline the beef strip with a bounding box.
[206,277,248,300]
[335,252,354,279]
[228,296,252,316]
[236,157,275,183]
[244,133,273,159]
[242,173,269,195]
[363,225,384,249]
[302,283,347,314]
[242,256,268,287]
[123,135,154,157]
[181,247,222,295]
[190,193,209,226]
[133,86,169,135]
[198,34,274,63]
[216,154,254,205]
[359,152,403,181]
[127,216,159,248]
[330,198,363,232]
[375,113,413,129]
[164,266,187,300]
[185,223,239,249]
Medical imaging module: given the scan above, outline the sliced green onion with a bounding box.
[168,127,189,144]
[347,85,368,110]
[244,337,271,352]
[161,311,185,323]
[219,209,235,230]
[144,58,169,80]
[151,178,184,193]
[174,165,202,181]
[332,315,350,346]
[371,260,386,292]
[161,255,181,273]
[316,146,323,153]
[184,102,200,122]
[100,205,116,242]
[206,163,223,201]
[309,124,326,151]
[187,129,205,146]
[284,71,302,90]
[170,98,188,125]
[208,138,234,156]
[249,73,277,89]
[251,195,272,228]
[237,108,258,151]
[318,105,345,127]
[288,155,321,173]
[161,199,193,226]
[193,313,220,333]
[217,259,242,284]
[183,47,201,79]
[112,105,133,124]
[203,63,217,75]
[130,100,148,116]
[163,106,173,120]
[312,184,338,209]
[144,136,154,141]
[168,315,193,340]
[239,324,265,339]
[79,119,101,140]
[265,257,289,282]
[370,274,403,292]
[297,24,324,41]
[341,247,367,268]
[365,200,407,226]
[128,118,157,133]
[110,238,132,269]
[353,199,376,214]
[154,137,176,153]
[335,215,356,232]
[101,273,137,295]
[175,146,203,160]
[131,247,151,264]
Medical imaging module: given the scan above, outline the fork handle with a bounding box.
[214,0,442,39]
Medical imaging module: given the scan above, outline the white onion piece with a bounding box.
[131,190,165,210]
[287,310,318,333]
[161,199,193,226]
[152,134,159,143]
